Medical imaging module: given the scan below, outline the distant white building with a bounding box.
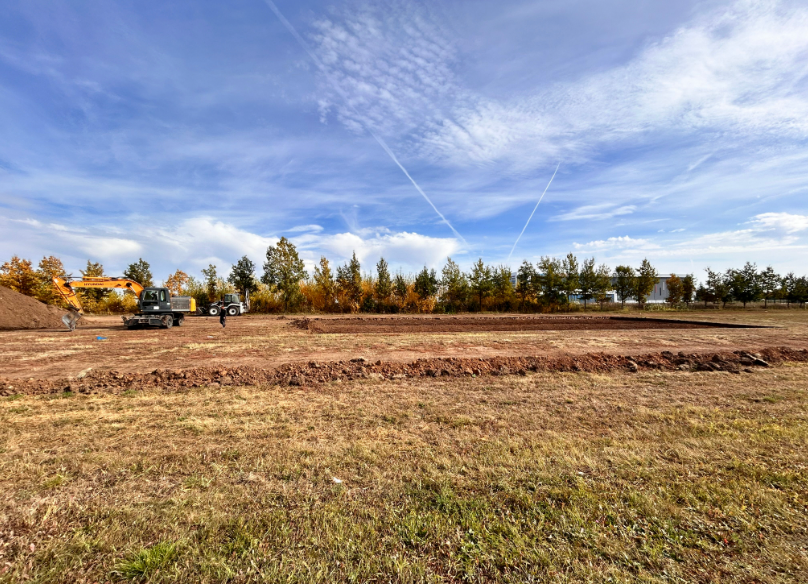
[507,271,684,304]
[645,275,685,303]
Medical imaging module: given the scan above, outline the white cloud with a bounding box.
[573,235,651,251]
[553,204,636,222]
[148,218,278,271]
[568,211,808,269]
[3,215,459,277]
[3,216,277,275]
[748,212,808,234]
[312,231,460,270]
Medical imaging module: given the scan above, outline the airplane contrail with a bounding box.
[507,162,560,263]
[261,0,466,244]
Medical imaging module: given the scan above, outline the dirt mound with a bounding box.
[291,315,765,334]
[0,286,72,330]
[2,346,805,396]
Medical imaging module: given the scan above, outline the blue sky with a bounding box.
[1,0,807,282]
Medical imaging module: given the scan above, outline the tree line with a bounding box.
[1,239,807,314]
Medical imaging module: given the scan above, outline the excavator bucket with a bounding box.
[62,312,81,332]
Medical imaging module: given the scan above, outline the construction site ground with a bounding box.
[0,310,805,382]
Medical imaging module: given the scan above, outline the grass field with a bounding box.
[2,363,807,582]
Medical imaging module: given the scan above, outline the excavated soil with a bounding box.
[2,346,805,396]
[292,315,766,334]
[0,286,74,330]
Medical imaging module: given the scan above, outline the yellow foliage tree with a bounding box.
[165,270,190,296]
[0,256,38,296]
[35,256,65,305]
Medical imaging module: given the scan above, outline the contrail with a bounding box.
[507,162,560,263]
[261,0,466,244]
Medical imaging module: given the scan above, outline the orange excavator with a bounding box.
[53,276,196,331]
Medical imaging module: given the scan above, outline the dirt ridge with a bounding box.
[290,315,766,334]
[2,346,806,396]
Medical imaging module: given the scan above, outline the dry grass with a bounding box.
[1,366,807,582]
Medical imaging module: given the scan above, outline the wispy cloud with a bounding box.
[554,204,637,222]
[573,236,652,251]
[419,0,808,170]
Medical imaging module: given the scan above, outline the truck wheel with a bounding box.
[163,315,173,329]
[208,306,220,316]
[227,306,239,316]
[174,316,184,326]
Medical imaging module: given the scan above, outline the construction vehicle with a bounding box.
[53,276,196,330]
[204,292,249,317]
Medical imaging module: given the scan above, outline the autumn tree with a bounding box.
[375,257,392,304]
[262,237,308,312]
[313,257,336,311]
[201,264,218,303]
[228,256,257,298]
[593,263,613,308]
[393,273,409,305]
[577,257,598,308]
[705,268,731,308]
[440,258,468,311]
[537,256,565,305]
[516,260,536,308]
[336,252,362,311]
[468,259,493,311]
[783,274,808,306]
[561,253,579,302]
[633,259,658,308]
[759,266,780,308]
[165,270,190,296]
[681,274,696,307]
[0,256,38,296]
[613,266,635,308]
[666,274,683,305]
[124,258,153,287]
[491,266,514,310]
[35,256,65,304]
[728,262,761,307]
[414,267,438,300]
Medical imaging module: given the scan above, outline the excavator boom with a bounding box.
[53,276,145,314]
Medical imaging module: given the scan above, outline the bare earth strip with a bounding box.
[0,311,806,381]
[295,315,768,334]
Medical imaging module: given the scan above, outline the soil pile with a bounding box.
[291,315,764,334]
[2,346,805,396]
[0,286,71,330]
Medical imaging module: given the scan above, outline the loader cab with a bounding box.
[139,287,172,312]
[223,293,241,305]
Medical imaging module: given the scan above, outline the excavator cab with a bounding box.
[139,288,173,312]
